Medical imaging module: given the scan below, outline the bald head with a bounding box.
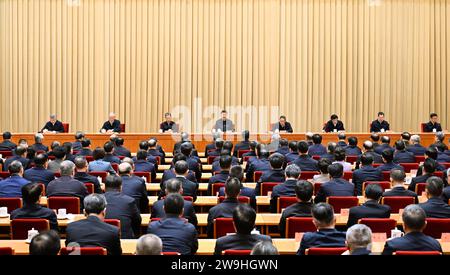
[136,234,163,255]
[118,162,132,175]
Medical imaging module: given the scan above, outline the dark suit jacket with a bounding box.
[377,162,404,172]
[174,176,198,201]
[103,154,121,164]
[74,172,102,194]
[407,144,427,156]
[437,151,450,163]
[308,144,327,156]
[205,143,216,157]
[0,175,30,198]
[121,175,149,213]
[443,186,450,204]
[46,176,89,210]
[160,169,197,186]
[355,151,383,169]
[134,160,156,182]
[423,122,442,132]
[297,228,346,255]
[104,191,142,238]
[101,119,121,132]
[270,179,297,213]
[0,140,17,151]
[323,120,345,132]
[11,203,58,231]
[408,174,433,193]
[147,215,198,255]
[160,121,178,132]
[41,120,64,133]
[394,150,416,163]
[214,233,272,255]
[352,166,382,195]
[207,171,230,195]
[256,169,285,196]
[418,197,450,218]
[233,141,251,157]
[382,231,442,255]
[72,141,82,151]
[31,143,49,152]
[382,186,419,204]
[374,144,394,155]
[113,146,131,158]
[370,120,390,132]
[207,198,240,238]
[246,158,271,182]
[272,122,293,133]
[346,200,391,227]
[76,148,93,156]
[314,178,354,203]
[24,167,55,186]
[151,198,198,227]
[3,156,30,171]
[285,152,299,163]
[345,146,362,156]
[293,155,318,172]
[337,141,347,148]
[279,201,313,237]
[66,215,122,255]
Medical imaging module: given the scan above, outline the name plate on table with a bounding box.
[295,232,304,242]
[372,233,387,242]
[340,208,350,216]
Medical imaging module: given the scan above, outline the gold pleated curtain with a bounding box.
[0,0,449,133]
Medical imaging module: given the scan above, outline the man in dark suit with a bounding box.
[180,142,202,182]
[336,133,347,148]
[0,161,30,198]
[217,166,256,208]
[134,150,156,181]
[374,136,394,155]
[211,150,239,173]
[270,164,300,213]
[393,140,416,163]
[41,114,65,133]
[214,204,272,255]
[29,230,61,256]
[276,138,290,156]
[31,133,48,153]
[443,169,450,203]
[205,132,222,157]
[172,132,199,158]
[147,138,165,164]
[345,136,362,156]
[113,137,131,158]
[11,183,58,231]
[370,112,390,133]
[152,178,198,226]
[207,138,223,158]
[160,154,197,186]
[3,146,30,171]
[159,112,179,133]
[104,175,142,238]
[118,162,149,213]
[418,177,450,218]
[23,153,55,187]
[279,180,313,237]
[407,135,427,156]
[377,149,404,172]
[271,115,293,133]
[208,155,232,195]
[241,141,258,162]
[297,203,346,255]
[72,131,85,151]
[356,141,383,168]
[207,177,241,238]
[0,132,17,151]
[162,160,198,201]
[423,113,443,132]
[319,142,336,161]
[408,158,437,193]
[308,134,327,156]
[100,112,121,133]
[370,133,380,151]
[76,139,93,157]
[314,163,354,203]
[345,224,373,255]
[285,141,299,163]
[346,184,391,227]
[382,169,419,203]
[73,157,102,194]
[352,153,382,195]
[256,153,285,196]
[245,148,271,182]
[102,141,121,164]
[46,161,89,210]
[147,193,198,255]
[293,141,318,171]
[436,143,450,163]
[213,110,235,132]
[66,193,122,255]
[323,114,345,133]
[382,205,442,255]
[62,142,76,162]
[233,130,251,157]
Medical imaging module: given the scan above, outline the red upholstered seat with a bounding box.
[47,197,80,214]
[326,196,359,213]
[285,217,316,238]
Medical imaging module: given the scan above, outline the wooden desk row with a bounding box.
[0,238,449,255]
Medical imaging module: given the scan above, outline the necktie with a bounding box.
[223,120,227,132]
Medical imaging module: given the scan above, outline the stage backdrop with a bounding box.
[0,0,449,133]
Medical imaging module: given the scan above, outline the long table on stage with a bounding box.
[8,132,441,152]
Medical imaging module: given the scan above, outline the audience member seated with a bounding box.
[346,184,391,227]
[297,203,346,255]
[162,160,198,201]
[104,175,142,238]
[377,149,404,172]
[76,139,93,156]
[205,132,222,157]
[211,149,239,172]
[407,135,427,156]
[173,132,199,158]
[418,177,450,218]
[0,131,17,151]
[88,147,116,175]
[416,147,446,177]
[270,164,300,212]
[314,163,354,203]
[343,224,372,255]
[147,138,165,164]
[393,140,416,163]
[313,159,331,184]
[214,204,272,255]
[66,194,122,255]
[103,141,121,164]
[382,205,442,255]
[305,132,314,147]
[251,241,279,255]
[245,147,271,182]
[241,141,258,161]
[435,142,450,163]
[3,146,30,171]
[72,131,84,151]
[382,169,418,203]
[207,177,242,238]
[113,137,131,158]
[152,178,198,226]
[31,133,49,152]
[118,162,148,213]
[61,142,76,162]
[180,142,202,182]
[23,153,55,186]
[278,180,314,237]
[135,234,163,255]
[345,137,362,156]
[293,141,318,171]
[134,150,156,181]
[29,230,61,256]
[256,153,286,192]
[443,168,450,203]
[208,155,232,195]
[320,142,336,161]
[208,138,224,158]
[147,193,198,255]
[337,133,347,148]
[285,141,299,163]
[308,134,327,156]
[370,133,380,151]
[332,147,352,172]
[47,146,66,173]
[408,158,437,193]
[352,153,382,195]
[160,154,197,185]
[355,141,383,169]
[218,166,256,207]
[374,136,394,155]
[73,157,102,193]
[0,161,30,197]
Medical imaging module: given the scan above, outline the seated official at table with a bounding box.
[233,130,251,157]
[135,234,163,255]
[208,155,232,194]
[408,158,437,193]
[213,110,235,132]
[218,166,256,208]
[41,114,65,133]
[374,136,394,155]
[0,161,30,198]
[147,193,198,255]
[256,153,286,194]
[271,115,293,133]
[407,135,427,156]
[382,205,442,255]
[370,112,390,133]
[270,165,300,213]
[382,169,418,203]
[118,162,149,213]
[393,140,415,164]
[73,157,102,194]
[418,177,450,218]
[323,114,345,133]
[159,112,179,133]
[100,112,121,133]
[314,163,354,203]
[377,149,404,172]
[66,194,122,255]
[297,203,346,255]
[293,141,318,171]
[29,230,61,256]
[0,131,17,151]
[23,153,55,187]
[352,153,382,196]
[344,224,372,255]
[3,146,30,171]
[214,204,272,255]
[423,113,443,132]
